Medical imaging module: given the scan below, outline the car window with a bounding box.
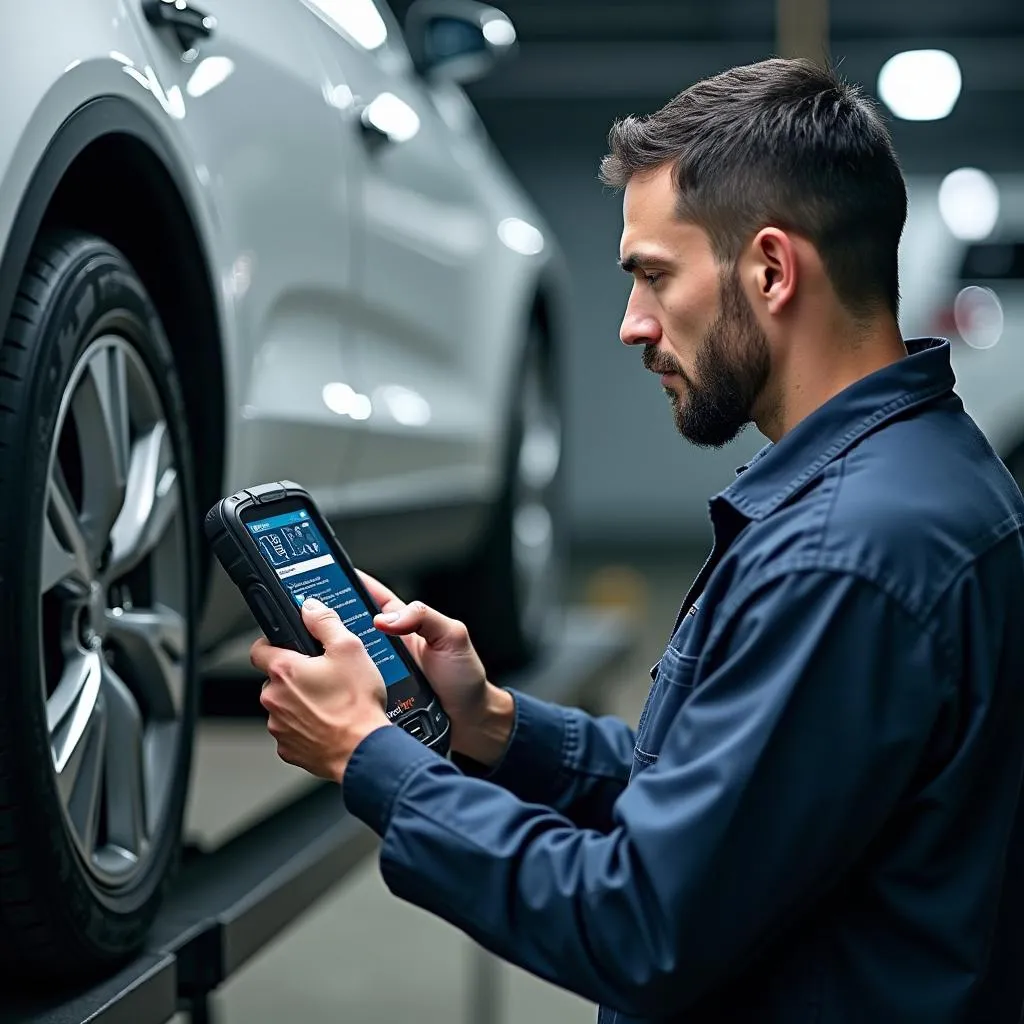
[302,0,414,76]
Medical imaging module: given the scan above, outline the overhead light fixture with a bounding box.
[938,168,1000,241]
[877,49,962,121]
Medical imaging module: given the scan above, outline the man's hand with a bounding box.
[359,571,515,766]
[250,597,391,783]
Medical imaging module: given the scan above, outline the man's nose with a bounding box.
[620,307,660,347]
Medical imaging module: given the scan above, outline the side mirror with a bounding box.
[404,0,518,84]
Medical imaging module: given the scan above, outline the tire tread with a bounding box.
[0,243,67,966]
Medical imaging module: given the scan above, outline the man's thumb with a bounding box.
[300,597,347,648]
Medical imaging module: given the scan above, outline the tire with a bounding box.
[0,232,198,981]
[419,325,564,675]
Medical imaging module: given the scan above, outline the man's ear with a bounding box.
[745,227,798,316]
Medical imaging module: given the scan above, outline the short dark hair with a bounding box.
[600,58,908,319]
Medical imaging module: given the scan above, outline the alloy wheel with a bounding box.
[40,335,189,889]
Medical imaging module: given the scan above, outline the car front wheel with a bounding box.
[0,232,198,980]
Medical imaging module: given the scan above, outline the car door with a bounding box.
[130,0,367,507]
[297,0,494,512]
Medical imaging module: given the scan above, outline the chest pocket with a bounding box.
[632,643,700,775]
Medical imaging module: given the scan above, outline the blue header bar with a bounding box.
[245,508,309,533]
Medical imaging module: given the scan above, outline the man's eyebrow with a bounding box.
[618,253,673,274]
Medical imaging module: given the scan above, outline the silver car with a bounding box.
[0,0,565,980]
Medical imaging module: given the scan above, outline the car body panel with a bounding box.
[0,0,566,671]
[122,0,366,500]
[298,0,558,514]
[0,0,241,485]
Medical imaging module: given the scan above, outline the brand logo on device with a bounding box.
[386,696,417,721]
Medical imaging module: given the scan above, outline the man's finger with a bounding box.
[252,639,305,681]
[300,596,357,653]
[251,637,280,674]
[374,600,470,651]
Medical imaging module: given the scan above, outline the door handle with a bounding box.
[143,0,217,52]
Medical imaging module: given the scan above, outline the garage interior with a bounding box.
[176,2,1024,1021]
[4,0,1022,1020]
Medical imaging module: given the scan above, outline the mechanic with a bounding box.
[251,58,1024,1023]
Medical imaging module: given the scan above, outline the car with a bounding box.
[0,0,566,982]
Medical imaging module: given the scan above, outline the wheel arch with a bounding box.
[0,97,226,581]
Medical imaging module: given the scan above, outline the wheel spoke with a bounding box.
[48,651,105,844]
[41,514,83,596]
[105,604,186,719]
[44,467,93,595]
[102,664,147,858]
[48,651,101,754]
[107,422,179,581]
[64,691,107,862]
[74,344,131,555]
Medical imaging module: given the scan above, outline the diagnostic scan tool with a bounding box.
[205,481,450,752]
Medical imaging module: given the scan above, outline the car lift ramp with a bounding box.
[1,607,635,1024]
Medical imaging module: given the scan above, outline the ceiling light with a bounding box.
[877,49,962,121]
[938,168,999,241]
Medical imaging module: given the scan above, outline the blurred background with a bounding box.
[3,0,1021,1019]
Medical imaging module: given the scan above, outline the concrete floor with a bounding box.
[177,550,703,1024]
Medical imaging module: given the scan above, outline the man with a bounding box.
[252,58,1024,1022]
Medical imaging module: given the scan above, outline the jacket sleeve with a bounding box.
[342,568,949,1017]
[449,688,636,831]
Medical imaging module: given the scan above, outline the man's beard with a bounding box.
[643,265,771,448]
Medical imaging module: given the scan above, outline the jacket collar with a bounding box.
[718,338,956,522]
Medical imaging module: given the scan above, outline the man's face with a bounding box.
[619,165,770,448]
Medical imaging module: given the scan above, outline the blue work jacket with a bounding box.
[345,338,1024,1022]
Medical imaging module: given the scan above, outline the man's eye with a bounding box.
[644,273,663,288]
